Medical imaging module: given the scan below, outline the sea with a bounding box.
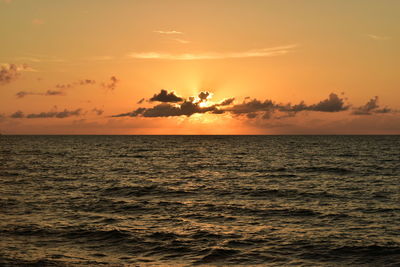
[0,135,399,266]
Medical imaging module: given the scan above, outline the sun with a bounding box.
[198,101,209,108]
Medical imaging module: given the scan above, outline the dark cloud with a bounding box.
[79,79,96,85]
[216,98,235,106]
[56,79,96,89]
[198,91,210,101]
[352,96,392,115]
[16,90,64,98]
[0,64,28,85]
[225,93,348,119]
[55,83,73,89]
[112,90,393,120]
[228,99,275,115]
[112,99,219,118]
[149,89,183,102]
[26,109,82,119]
[102,76,119,90]
[276,93,348,113]
[246,113,258,119]
[92,108,104,116]
[45,90,63,96]
[16,91,31,98]
[309,93,349,112]
[10,111,24,118]
[9,109,83,119]
[137,98,145,104]
[112,107,147,118]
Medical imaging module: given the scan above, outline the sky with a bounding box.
[0,0,399,134]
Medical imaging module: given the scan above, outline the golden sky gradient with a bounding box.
[1,0,399,134]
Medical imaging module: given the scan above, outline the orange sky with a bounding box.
[1,0,399,134]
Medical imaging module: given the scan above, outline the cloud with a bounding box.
[137,98,145,104]
[92,108,104,116]
[352,96,392,115]
[14,57,42,63]
[112,90,394,121]
[55,83,73,89]
[0,63,29,85]
[154,30,183,35]
[45,90,64,96]
[14,54,65,63]
[149,89,184,102]
[79,79,96,85]
[128,45,297,60]
[10,111,24,118]
[216,98,235,106]
[16,91,32,98]
[198,91,210,101]
[55,79,96,89]
[367,34,391,41]
[308,93,349,112]
[102,76,119,90]
[227,99,275,115]
[16,90,64,98]
[9,108,83,119]
[26,109,82,119]
[172,38,190,44]
[272,93,348,115]
[113,102,218,118]
[113,91,220,118]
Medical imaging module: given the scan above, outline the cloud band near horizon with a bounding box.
[111,90,396,120]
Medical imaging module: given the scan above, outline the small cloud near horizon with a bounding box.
[172,38,190,44]
[154,30,183,35]
[367,34,391,41]
[10,108,83,119]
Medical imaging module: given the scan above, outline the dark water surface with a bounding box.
[1,135,399,266]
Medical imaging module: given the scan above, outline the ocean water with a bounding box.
[0,135,399,266]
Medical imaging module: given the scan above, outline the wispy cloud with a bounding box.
[16,90,64,98]
[14,54,65,63]
[128,45,297,60]
[367,34,391,41]
[172,38,190,44]
[55,79,96,90]
[154,30,183,35]
[87,56,115,61]
[14,57,41,63]
[10,108,83,119]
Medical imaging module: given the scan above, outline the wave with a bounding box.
[101,185,194,197]
[296,166,354,174]
[194,248,240,264]
[1,225,133,243]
